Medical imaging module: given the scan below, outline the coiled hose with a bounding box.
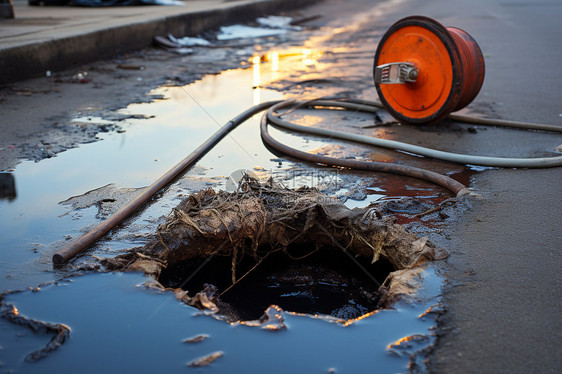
[53,98,562,264]
[266,99,562,168]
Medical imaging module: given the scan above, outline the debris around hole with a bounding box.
[243,305,286,331]
[104,177,444,271]
[175,285,219,314]
[379,266,428,308]
[102,177,447,318]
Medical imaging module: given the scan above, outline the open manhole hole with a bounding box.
[103,178,447,324]
[158,245,394,321]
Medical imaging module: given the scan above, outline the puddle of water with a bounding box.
[336,187,386,209]
[1,270,442,373]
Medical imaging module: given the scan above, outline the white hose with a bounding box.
[267,99,562,168]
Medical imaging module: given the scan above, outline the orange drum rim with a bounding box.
[447,27,485,111]
[374,16,464,125]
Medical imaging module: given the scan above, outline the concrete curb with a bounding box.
[0,0,317,85]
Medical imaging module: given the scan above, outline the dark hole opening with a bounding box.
[158,245,395,321]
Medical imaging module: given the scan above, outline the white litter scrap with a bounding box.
[256,15,301,30]
[168,34,211,47]
[217,25,287,41]
[166,16,299,45]
[217,15,299,41]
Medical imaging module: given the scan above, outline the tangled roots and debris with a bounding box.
[103,177,447,317]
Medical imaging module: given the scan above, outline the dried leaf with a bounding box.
[183,334,209,344]
[187,351,224,367]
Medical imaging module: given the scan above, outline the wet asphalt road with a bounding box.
[1,0,560,372]
[375,0,562,372]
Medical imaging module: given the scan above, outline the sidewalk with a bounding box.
[0,0,312,84]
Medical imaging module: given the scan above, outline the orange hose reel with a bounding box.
[374,16,485,125]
